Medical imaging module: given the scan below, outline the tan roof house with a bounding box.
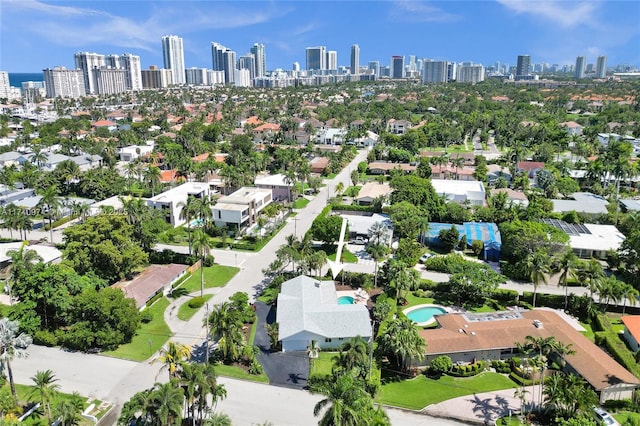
[113,264,188,310]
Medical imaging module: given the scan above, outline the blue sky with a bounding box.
[1,0,639,73]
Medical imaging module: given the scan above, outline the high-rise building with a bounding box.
[596,56,607,79]
[185,67,209,86]
[368,61,380,77]
[120,54,143,91]
[423,60,448,83]
[211,42,227,71]
[94,68,127,94]
[141,66,173,89]
[208,70,225,85]
[161,35,186,85]
[234,68,251,87]
[74,52,105,94]
[516,55,531,80]
[456,64,485,83]
[223,50,236,85]
[408,55,416,72]
[350,44,360,74]
[0,71,9,99]
[391,56,405,79]
[238,54,256,81]
[250,43,266,77]
[447,62,457,82]
[43,67,86,98]
[326,50,337,71]
[306,46,326,71]
[575,56,586,79]
[292,62,300,72]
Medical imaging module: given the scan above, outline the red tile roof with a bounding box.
[92,120,116,127]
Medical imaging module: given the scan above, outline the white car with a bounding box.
[419,253,434,263]
[593,407,619,426]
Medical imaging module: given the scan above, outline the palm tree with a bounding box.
[312,371,373,426]
[154,341,192,381]
[179,362,204,425]
[29,369,60,422]
[0,318,32,402]
[144,165,162,197]
[29,148,47,168]
[148,381,184,426]
[621,284,639,315]
[555,251,578,310]
[192,230,212,297]
[204,412,233,426]
[37,185,61,243]
[576,259,605,299]
[367,244,388,289]
[178,195,197,255]
[451,156,464,180]
[393,266,420,303]
[378,315,425,373]
[54,392,84,426]
[367,221,389,247]
[333,336,370,379]
[6,242,42,306]
[207,302,245,362]
[526,250,551,308]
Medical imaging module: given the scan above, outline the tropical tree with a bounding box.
[148,381,184,426]
[367,244,388,289]
[6,242,42,305]
[378,315,424,373]
[54,392,84,426]
[37,185,61,243]
[312,371,375,426]
[526,250,551,308]
[367,221,389,247]
[155,341,192,381]
[555,250,578,310]
[144,165,162,197]
[332,336,370,380]
[207,302,245,362]
[29,369,60,422]
[0,318,32,402]
[576,259,605,299]
[178,195,197,255]
[192,230,212,297]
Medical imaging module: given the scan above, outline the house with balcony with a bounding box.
[254,173,293,201]
[146,181,210,227]
[386,119,412,135]
[212,186,272,233]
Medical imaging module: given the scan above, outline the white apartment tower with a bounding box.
[43,67,86,98]
[250,43,266,77]
[456,64,485,83]
[423,60,448,83]
[74,52,105,94]
[0,71,10,100]
[368,61,380,77]
[238,54,256,81]
[162,35,186,85]
[350,44,360,74]
[575,56,586,79]
[326,51,338,71]
[120,54,143,91]
[94,68,127,94]
[596,56,607,79]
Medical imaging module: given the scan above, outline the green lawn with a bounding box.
[103,297,172,361]
[580,321,595,341]
[310,352,338,378]
[292,198,310,209]
[615,411,640,423]
[376,372,517,410]
[403,293,435,309]
[214,363,269,383]
[177,265,239,294]
[177,294,213,321]
[324,246,358,263]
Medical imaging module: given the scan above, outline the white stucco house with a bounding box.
[146,181,210,227]
[212,186,272,233]
[276,276,372,352]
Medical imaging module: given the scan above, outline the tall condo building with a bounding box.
[185,68,209,86]
[43,67,86,98]
[211,42,236,84]
[350,44,360,74]
[516,55,531,80]
[408,55,416,72]
[306,46,326,71]
[250,43,266,77]
[120,54,143,91]
[596,56,607,79]
[391,56,405,79]
[575,56,586,79]
[0,71,9,99]
[368,61,380,77]
[423,60,448,83]
[456,64,485,83]
[74,52,105,94]
[447,62,457,82]
[325,51,338,71]
[94,68,127,95]
[238,54,256,81]
[141,66,173,89]
[161,35,186,85]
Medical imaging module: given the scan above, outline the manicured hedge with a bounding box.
[331,204,375,212]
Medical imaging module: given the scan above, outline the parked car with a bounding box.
[419,253,435,263]
[593,407,619,426]
[353,236,367,245]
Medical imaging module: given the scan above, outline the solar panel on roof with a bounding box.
[540,219,590,235]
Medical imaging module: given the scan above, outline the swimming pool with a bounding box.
[337,296,355,305]
[189,219,204,228]
[404,305,448,326]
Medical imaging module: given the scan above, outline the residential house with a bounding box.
[386,119,412,135]
[0,242,62,269]
[430,165,476,181]
[277,276,372,352]
[212,186,272,232]
[309,157,329,175]
[146,182,210,227]
[516,161,545,178]
[622,316,640,353]
[367,161,416,175]
[70,154,102,172]
[355,182,392,206]
[551,192,609,216]
[420,309,640,403]
[339,212,393,245]
[430,179,486,206]
[254,173,293,201]
[91,120,118,132]
[486,164,513,184]
[253,123,281,141]
[316,128,347,145]
[489,188,529,207]
[560,121,583,136]
[541,219,625,259]
[0,151,27,167]
[113,264,188,310]
[620,199,640,212]
[118,145,154,162]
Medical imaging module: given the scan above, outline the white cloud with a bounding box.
[496,0,597,28]
[390,0,461,22]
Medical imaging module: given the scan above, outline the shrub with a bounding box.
[491,360,511,374]
[203,254,215,267]
[140,310,154,323]
[430,355,453,375]
[471,240,484,257]
[33,330,57,346]
[146,292,163,307]
[188,297,206,309]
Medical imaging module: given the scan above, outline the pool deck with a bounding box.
[403,304,451,327]
[336,289,369,305]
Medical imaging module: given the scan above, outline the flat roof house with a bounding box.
[421,309,640,403]
[552,192,609,216]
[254,173,293,202]
[146,182,210,227]
[277,276,372,352]
[430,179,486,206]
[212,186,272,233]
[541,219,626,259]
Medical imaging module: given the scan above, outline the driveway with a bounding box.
[254,301,310,389]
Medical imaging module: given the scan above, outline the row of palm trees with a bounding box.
[120,341,228,425]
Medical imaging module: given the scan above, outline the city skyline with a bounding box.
[1,1,639,73]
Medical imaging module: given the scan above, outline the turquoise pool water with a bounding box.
[189,219,204,228]
[337,296,355,305]
[406,306,447,324]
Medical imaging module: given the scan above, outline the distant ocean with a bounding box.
[9,73,44,87]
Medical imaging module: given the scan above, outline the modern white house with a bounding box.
[386,119,412,135]
[212,186,272,232]
[146,181,210,227]
[430,179,486,206]
[340,212,393,245]
[315,128,347,145]
[541,219,626,259]
[117,144,154,162]
[276,276,372,352]
[254,173,293,201]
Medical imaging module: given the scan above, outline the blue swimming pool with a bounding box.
[405,305,447,324]
[337,296,355,305]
